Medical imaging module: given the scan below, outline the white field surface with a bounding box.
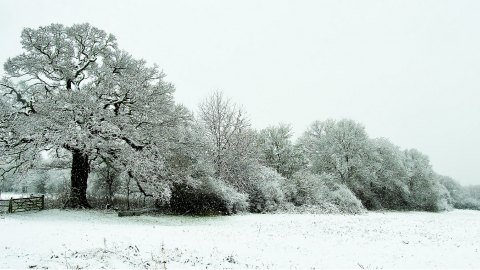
[0,192,33,199]
[1,209,480,269]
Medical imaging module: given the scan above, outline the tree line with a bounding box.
[1,23,479,214]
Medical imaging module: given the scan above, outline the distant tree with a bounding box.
[403,149,452,211]
[299,119,374,184]
[462,185,480,210]
[369,138,411,209]
[34,170,49,194]
[93,163,121,205]
[437,175,480,210]
[161,120,250,215]
[435,174,464,206]
[466,185,480,201]
[298,119,377,205]
[197,91,259,189]
[0,23,189,208]
[258,123,307,178]
[196,91,293,213]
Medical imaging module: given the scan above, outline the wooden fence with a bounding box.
[0,195,44,213]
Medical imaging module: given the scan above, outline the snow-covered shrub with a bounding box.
[435,174,480,210]
[169,177,248,215]
[279,176,297,203]
[231,164,286,213]
[406,175,453,212]
[286,171,365,214]
[277,203,343,214]
[456,197,480,210]
[327,183,365,214]
[286,170,329,206]
[425,182,453,212]
[247,166,285,213]
[402,149,455,212]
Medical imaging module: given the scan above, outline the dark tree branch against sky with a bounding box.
[1,1,479,185]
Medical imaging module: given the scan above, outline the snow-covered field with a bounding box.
[1,209,480,269]
[0,192,33,200]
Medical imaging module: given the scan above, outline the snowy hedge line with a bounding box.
[1,23,479,215]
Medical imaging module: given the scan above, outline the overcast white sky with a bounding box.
[1,0,479,185]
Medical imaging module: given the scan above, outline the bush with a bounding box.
[233,164,285,213]
[169,177,248,216]
[455,197,480,210]
[276,202,334,214]
[247,166,285,213]
[285,171,365,214]
[328,184,366,214]
[367,182,411,211]
[409,181,453,212]
[221,161,286,213]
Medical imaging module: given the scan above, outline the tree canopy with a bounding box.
[0,23,189,208]
[1,23,478,214]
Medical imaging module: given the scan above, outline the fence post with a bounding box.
[41,195,45,210]
[8,198,12,213]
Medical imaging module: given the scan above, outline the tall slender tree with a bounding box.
[197,91,257,182]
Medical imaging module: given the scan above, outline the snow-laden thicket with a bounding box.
[1,23,479,215]
[297,119,457,212]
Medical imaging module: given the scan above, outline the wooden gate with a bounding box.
[0,195,44,213]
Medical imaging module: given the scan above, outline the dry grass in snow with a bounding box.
[1,209,480,269]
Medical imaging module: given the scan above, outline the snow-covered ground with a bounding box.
[0,192,33,200]
[1,209,479,269]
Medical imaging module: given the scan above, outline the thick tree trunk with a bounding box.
[64,149,92,209]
